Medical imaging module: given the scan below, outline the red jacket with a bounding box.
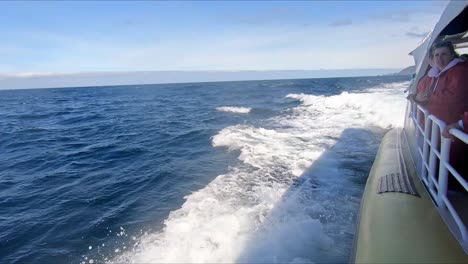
[416,74,433,93]
[427,62,468,125]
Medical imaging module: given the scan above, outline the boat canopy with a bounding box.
[409,0,468,93]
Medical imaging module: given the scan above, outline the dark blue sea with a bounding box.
[0,76,408,263]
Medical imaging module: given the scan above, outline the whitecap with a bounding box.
[216,106,251,114]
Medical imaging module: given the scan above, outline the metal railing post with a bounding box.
[437,135,451,208]
[422,116,431,181]
[428,122,439,190]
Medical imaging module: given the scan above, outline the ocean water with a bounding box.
[0,76,409,263]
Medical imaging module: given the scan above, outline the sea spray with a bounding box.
[111,80,407,263]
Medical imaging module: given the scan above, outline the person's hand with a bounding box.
[415,90,430,102]
[442,122,462,140]
[406,94,416,101]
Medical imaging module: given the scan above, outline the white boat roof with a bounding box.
[410,0,468,92]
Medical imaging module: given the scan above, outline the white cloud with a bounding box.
[368,9,412,22]
[329,18,353,27]
[6,72,63,78]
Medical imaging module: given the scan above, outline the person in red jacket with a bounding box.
[424,41,468,125]
[418,41,468,188]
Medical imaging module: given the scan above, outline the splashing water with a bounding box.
[110,81,407,263]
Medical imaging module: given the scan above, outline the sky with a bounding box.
[0,1,447,89]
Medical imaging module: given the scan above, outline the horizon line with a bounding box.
[0,68,408,79]
[0,69,410,91]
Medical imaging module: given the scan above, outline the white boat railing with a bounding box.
[410,100,468,250]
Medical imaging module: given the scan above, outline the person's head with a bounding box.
[431,41,457,69]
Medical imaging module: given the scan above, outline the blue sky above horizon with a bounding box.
[0,1,447,77]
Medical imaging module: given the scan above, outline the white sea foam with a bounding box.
[286,83,407,130]
[112,81,408,263]
[216,106,252,114]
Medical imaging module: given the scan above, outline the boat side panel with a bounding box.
[354,128,468,263]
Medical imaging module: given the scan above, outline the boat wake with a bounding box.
[106,81,408,263]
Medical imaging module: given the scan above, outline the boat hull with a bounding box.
[353,128,468,263]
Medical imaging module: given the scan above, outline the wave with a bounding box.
[216,106,251,114]
[106,81,407,263]
[286,82,406,129]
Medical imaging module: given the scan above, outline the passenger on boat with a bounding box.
[417,41,468,125]
[421,41,468,187]
[446,53,467,132]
